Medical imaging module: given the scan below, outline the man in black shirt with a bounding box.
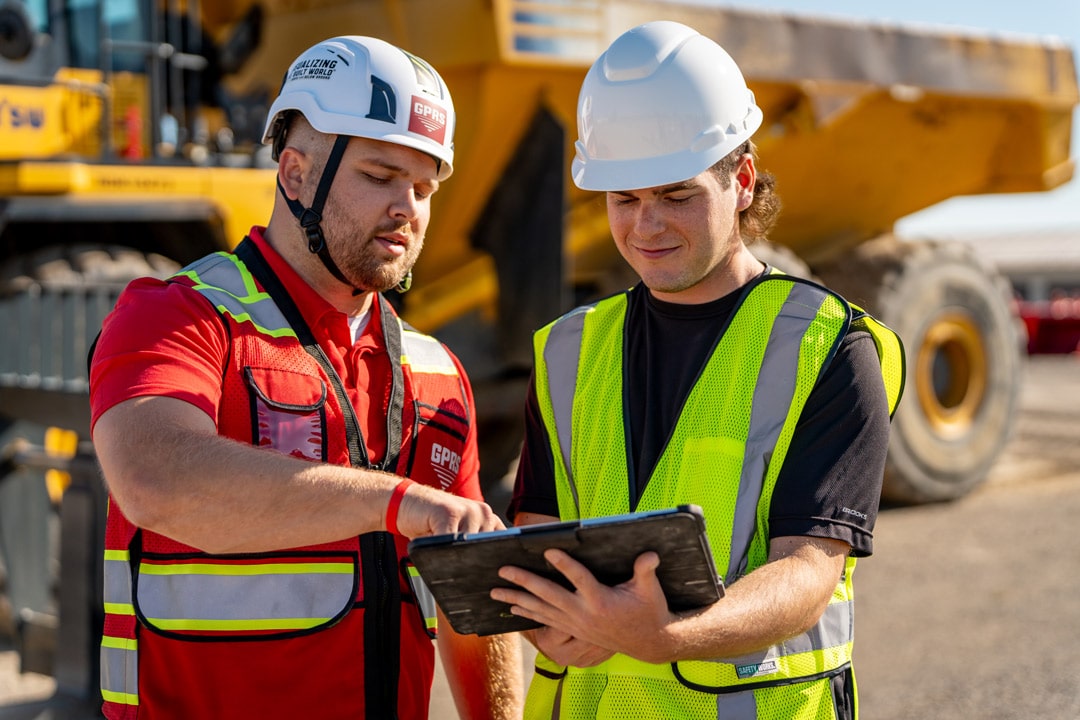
[491,20,904,720]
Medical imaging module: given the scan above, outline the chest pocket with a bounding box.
[245,367,328,461]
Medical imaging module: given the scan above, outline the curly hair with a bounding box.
[711,141,782,242]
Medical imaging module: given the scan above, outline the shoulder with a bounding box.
[107,275,221,334]
[94,273,229,371]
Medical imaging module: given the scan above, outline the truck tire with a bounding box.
[1,245,181,433]
[748,240,816,280]
[0,244,179,292]
[813,235,1022,504]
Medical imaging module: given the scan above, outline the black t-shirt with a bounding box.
[507,279,891,557]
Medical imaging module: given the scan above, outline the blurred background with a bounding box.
[1,0,1077,717]
[720,0,1080,237]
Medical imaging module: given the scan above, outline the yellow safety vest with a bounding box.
[526,274,904,720]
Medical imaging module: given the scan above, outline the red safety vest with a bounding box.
[100,240,467,719]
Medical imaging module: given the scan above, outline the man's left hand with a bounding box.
[492,549,677,665]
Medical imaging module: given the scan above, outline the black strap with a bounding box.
[377,292,405,474]
[234,237,405,472]
[236,237,406,718]
[277,134,357,289]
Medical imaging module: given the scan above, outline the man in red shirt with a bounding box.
[90,35,522,719]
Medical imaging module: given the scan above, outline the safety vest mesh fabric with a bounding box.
[99,251,450,717]
[527,275,903,720]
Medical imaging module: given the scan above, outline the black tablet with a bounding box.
[406,504,723,636]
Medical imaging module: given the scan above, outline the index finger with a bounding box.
[541,548,603,593]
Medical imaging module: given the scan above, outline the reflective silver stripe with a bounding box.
[407,565,439,635]
[727,283,827,582]
[176,252,295,337]
[402,329,458,375]
[103,552,132,607]
[100,636,138,705]
[795,596,853,654]
[543,305,592,515]
[716,689,756,718]
[137,562,354,629]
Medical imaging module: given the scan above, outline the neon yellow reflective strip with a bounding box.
[101,635,138,651]
[146,617,330,631]
[424,617,437,630]
[213,307,297,338]
[407,566,421,578]
[104,549,129,561]
[101,688,139,706]
[104,602,135,616]
[176,254,298,339]
[138,562,353,576]
[177,253,263,301]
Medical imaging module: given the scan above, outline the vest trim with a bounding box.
[542,304,592,515]
[728,281,836,581]
[131,550,359,640]
[673,661,852,695]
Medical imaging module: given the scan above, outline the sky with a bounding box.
[703,0,1080,238]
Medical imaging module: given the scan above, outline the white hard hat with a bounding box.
[572,21,762,191]
[262,35,455,180]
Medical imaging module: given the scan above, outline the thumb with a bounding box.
[631,551,661,583]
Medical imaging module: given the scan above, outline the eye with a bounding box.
[363,172,390,185]
[665,194,692,205]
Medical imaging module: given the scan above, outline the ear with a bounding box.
[735,154,756,211]
[277,147,308,202]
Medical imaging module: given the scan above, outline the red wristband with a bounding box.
[385,479,416,536]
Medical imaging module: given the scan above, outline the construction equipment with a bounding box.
[1,0,1076,711]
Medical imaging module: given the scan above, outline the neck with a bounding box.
[263,218,375,315]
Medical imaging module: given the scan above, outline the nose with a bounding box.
[390,187,422,223]
[633,202,664,240]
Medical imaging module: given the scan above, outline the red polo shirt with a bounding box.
[90,226,481,500]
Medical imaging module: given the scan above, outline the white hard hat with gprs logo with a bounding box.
[261,35,455,293]
[262,35,455,180]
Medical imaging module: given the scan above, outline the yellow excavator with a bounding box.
[0,0,1076,713]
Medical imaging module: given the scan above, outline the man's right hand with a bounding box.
[391,481,503,537]
[528,627,615,668]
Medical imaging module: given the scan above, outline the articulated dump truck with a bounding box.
[0,0,1076,703]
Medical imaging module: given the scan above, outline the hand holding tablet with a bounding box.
[407,505,723,636]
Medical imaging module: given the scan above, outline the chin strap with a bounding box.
[279,134,356,289]
[279,133,416,296]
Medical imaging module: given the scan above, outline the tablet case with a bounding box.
[406,504,723,636]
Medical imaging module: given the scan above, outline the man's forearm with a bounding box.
[656,537,848,663]
[439,622,524,720]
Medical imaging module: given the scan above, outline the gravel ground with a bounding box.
[3,355,1079,718]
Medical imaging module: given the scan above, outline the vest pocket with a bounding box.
[244,366,328,461]
[133,550,359,640]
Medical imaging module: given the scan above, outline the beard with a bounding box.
[332,223,424,293]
